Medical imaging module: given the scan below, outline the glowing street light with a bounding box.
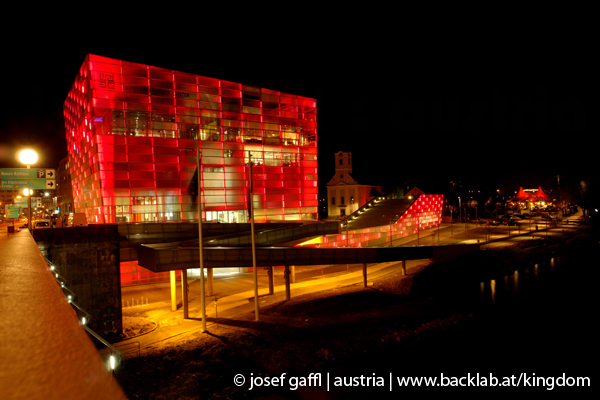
[19,149,38,168]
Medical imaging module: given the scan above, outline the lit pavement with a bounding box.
[117,210,585,355]
[0,229,127,399]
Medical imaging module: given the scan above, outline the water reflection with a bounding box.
[479,257,561,306]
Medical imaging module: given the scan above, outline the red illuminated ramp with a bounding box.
[324,195,444,248]
[345,199,414,231]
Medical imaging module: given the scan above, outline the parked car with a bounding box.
[62,213,88,227]
[503,218,519,226]
[33,220,51,229]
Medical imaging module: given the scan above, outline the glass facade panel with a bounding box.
[64,54,317,223]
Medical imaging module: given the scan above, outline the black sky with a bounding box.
[0,25,596,197]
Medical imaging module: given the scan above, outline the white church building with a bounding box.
[326,151,382,219]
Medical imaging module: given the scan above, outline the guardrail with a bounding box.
[202,221,340,247]
[339,196,384,230]
[44,257,124,371]
[0,230,127,399]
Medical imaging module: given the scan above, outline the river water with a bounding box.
[275,244,597,399]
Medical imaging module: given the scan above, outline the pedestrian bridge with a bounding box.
[137,241,480,272]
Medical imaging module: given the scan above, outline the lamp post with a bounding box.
[247,152,259,322]
[196,150,206,332]
[384,214,398,246]
[19,149,38,231]
[23,189,32,231]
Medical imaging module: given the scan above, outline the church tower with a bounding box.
[331,151,357,185]
[327,150,381,219]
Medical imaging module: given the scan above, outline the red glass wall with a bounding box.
[299,195,444,247]
[120,261,180,286]
[63,54,318,224]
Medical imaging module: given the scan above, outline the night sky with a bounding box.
[0,28,596,198]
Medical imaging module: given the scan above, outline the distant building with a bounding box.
[405,186,426,199]
[56,156,74,216]
[326,151,381,218]
[0,189,19,206]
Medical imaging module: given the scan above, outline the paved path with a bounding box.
[0,229,126,399]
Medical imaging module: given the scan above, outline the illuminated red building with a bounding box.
[64,55,318,224]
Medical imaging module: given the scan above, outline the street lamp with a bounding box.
[23,188,32,231]
[19,149,37,231]
[19,149,38,168]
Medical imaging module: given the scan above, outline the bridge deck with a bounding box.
[0,229,126,399]
[138,242,480,272]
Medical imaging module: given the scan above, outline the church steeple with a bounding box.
[336,151,352,175]
[328,151,357,185]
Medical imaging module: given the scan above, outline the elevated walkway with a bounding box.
[0,230,126,399]
[138,241,480,272]
[34,221,339,262]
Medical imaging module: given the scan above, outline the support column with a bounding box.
[284,265,291,301]
[182,269,188,319]
[290,265,296,284]
[401,260,406,276]
[207,268,213,297]
[362,263,367,287]
[170,270,177,311]
[268,267,274,295]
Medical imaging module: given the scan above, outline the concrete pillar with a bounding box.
[39,225,124,342]
[268,266,274,295]
[207,268,213,297]
[284,265,291,300]
[290,265,296,284]
[401,260,406,276]
[170,270,177,311]
[362,263,367,287]
[182,269,188,319]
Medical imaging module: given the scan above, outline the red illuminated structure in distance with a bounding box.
[64,55,318,224]
[300,195,444,247]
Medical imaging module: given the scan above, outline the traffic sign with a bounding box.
[1,179,56,190]
[0,168,56,180]
[6,205,19,218]
[13,197,41,206]
[14,197,28,206]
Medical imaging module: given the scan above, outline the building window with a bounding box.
[351,196,354,204]
[339,158,343,165]
[341,197,345,205]
[331,197,335,205]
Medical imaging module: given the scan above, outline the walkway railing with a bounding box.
[44,257,123,371]
[339,196,385,232]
